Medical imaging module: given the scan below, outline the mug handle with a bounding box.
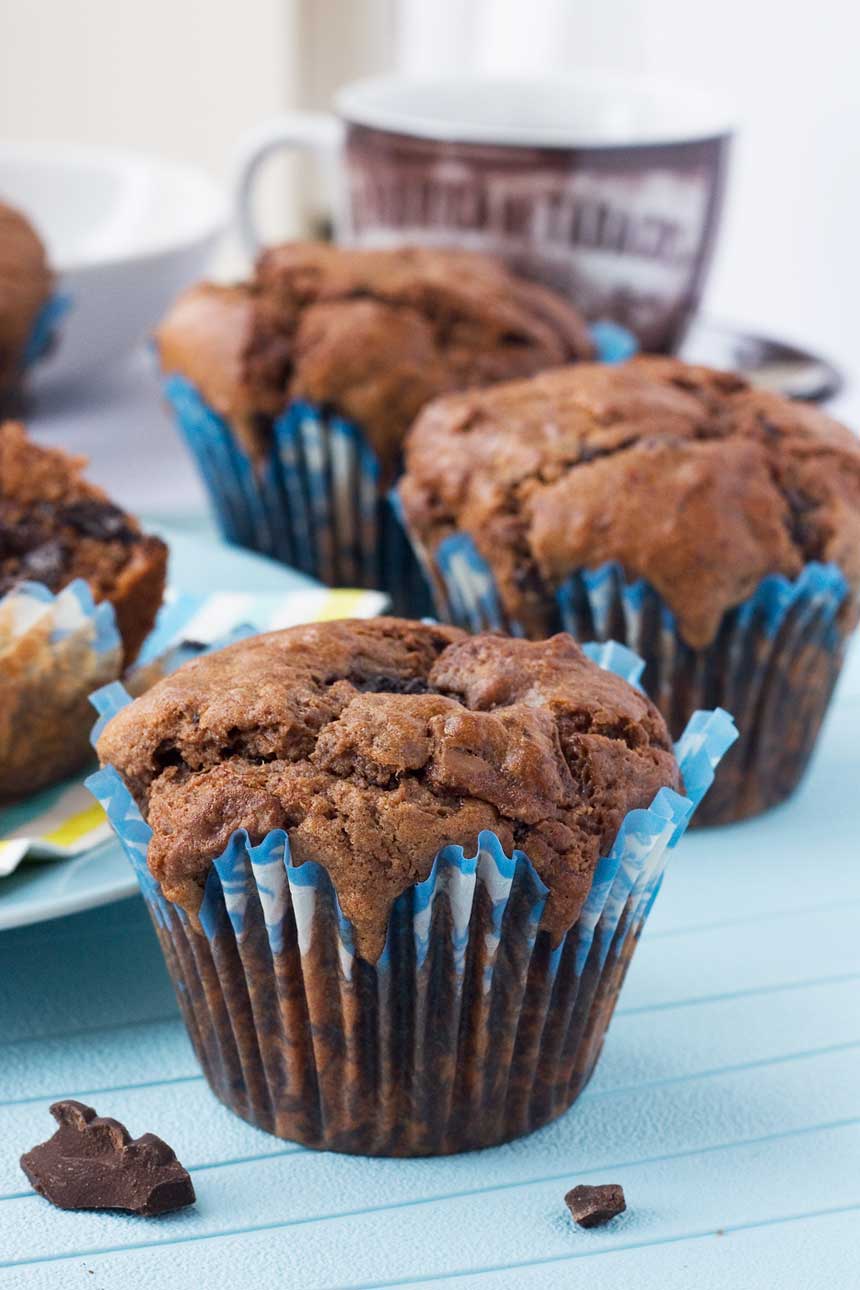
[233,112,344,258]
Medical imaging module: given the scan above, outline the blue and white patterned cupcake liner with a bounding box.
[0,578,120,655]
[402,525,851,824]
[23,293,72,369]
[1,579,121,800]
[162,376,431,617]
[87,645,736,1156]
[161,323,633,618]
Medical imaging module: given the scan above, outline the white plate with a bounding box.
[0,142,226,388]
[0,524,316,932]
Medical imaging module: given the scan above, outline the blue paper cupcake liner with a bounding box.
[163,376,432,617]
[23,293,72,368]
[87,646,736,1156]
[1,579,121,800]
[404,525,851,824]
[162,324,633,618]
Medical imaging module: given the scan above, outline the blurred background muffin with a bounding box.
[397,357,860,825]
[156,242,594,612]
[0,200,59,411]
[1,421,167,799]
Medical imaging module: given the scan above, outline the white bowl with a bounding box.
[0,142,227,388]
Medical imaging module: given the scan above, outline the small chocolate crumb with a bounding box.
[565,1182,626,1228]
[20,1100,195,1217]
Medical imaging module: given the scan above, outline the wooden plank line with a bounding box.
[615,971,860,1016]
[0,1072,203,1111]
[0,1012,179,1051]
[644,895,860,940]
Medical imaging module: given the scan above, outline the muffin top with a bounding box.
[399,357,860,648]
[156,242,594,480]
[0,421,167,662]
[0,201,54,397]
[97,617,681,960]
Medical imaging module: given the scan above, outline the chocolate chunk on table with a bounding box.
[20,1100,195,1217]
[565,1182,626,1228]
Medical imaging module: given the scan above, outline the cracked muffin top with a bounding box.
[96,617,681,960]
[0,200,54,400]
[156,242,594,480]
[398,356,860,648]
[0,422,167,663]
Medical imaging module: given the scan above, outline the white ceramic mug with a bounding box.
[234,74,734,352]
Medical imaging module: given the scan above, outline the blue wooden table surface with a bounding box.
[2,609,859,1286]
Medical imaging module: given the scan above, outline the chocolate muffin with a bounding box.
[1,422,167,663]
[91,618,733,1154]
[398,356,860,823]
[156,243,594,603]
[1,422,167,800]
[97,618,680,956]
[0,201,55,406]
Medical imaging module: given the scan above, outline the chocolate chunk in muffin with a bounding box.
[96,618,681,961]
[156,243,595,481]
[398,356,860,649]
[0,421,167,664]
[0,201,54,404]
